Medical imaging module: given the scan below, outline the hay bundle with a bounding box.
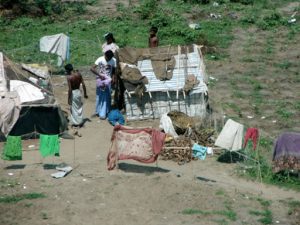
[167,111,194,134]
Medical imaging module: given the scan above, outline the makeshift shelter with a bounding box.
[116,44,208,120]
[39,33,70,66]
[0,52,67,139]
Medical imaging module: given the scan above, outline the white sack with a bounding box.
[159,113,178,137]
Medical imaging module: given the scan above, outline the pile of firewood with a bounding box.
[160,127,215,165]
[187,127,215,146]
[160,136,193,165]
[159,111,216,165]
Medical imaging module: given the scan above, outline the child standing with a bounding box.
[102,32,119,54]
[148,26,159,48]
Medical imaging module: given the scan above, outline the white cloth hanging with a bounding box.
[214,119,244,151]
[159,113,178,137]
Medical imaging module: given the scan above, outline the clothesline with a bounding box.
[4,37,99,54]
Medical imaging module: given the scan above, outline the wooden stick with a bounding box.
[163,146,191,150]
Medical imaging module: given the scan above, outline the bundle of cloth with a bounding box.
[96,74,112,90]
[107,125,166,170]
[119,62,148,98]
[272,132,300,173]
[183,74,200,93]
[117,46,177,81]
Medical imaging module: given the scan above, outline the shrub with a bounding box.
[135,0,159,20]
[0,0,88,17]
[230,0,254,4]
[257,11,283,30]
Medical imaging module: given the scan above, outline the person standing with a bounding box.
[90,50,116,119]
[65,64,88,127]
[102,32,119,54]
[148,26,159,48]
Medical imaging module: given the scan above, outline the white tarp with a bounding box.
[214,119,244,151]
[10,80,45,103]
[0,52,7,97]
[39,33,70,66]
[0,92,21,136]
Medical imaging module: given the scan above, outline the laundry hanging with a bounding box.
[39,134,60,157]
[214,119,244,151]
[243,128,259,150]
[107,125,166,170]
[192,143,207,160]
[2,135,22,160]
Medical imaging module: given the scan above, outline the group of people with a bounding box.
[65,27,159,131]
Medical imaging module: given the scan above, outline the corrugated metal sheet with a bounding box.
[123,45,209,120]
[136,44,208,93]
[125,91,207,120]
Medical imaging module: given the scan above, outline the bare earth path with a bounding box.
[0,76,299,225]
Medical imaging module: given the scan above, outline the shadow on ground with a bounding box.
[4,164,26,170]
[43,164,59,170]
[118,163,170,174]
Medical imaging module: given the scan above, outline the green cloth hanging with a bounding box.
[39,134,60,157]
[2,136,22,160]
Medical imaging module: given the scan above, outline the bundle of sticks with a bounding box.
[160,128,215,165]
[160,136,193,165]
[186,127,215,146]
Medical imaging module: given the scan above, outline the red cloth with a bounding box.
[243,128,259,150]
[107,125,166,170]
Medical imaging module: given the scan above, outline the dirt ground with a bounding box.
[0,74,300,225]
[1,1,300,224]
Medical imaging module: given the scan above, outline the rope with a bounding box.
[4,55,23,80]
[72,38,99,45]
[4,43,37,53]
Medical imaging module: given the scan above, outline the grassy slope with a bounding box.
[0,0,235,65]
